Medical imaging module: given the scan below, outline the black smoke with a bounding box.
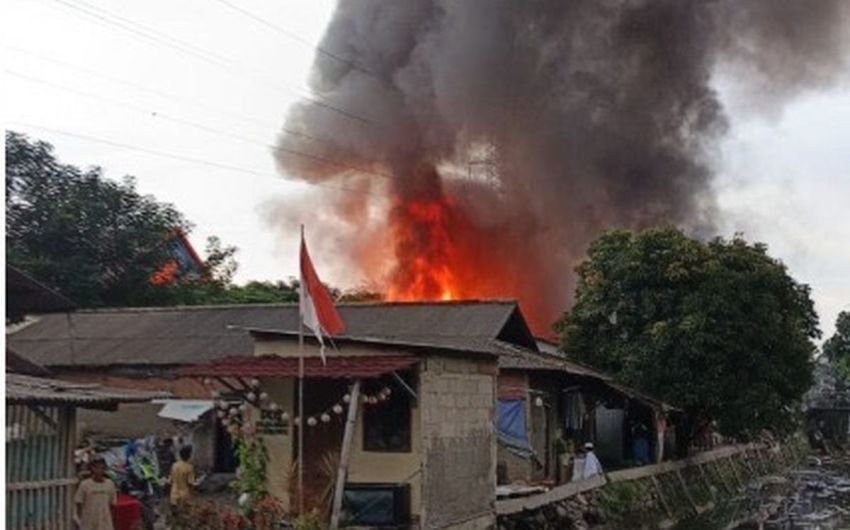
[270,0,849,333]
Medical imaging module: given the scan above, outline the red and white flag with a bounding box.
[299,231,345,362]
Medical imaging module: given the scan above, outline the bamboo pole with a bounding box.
[297,223,305,516]
[329,380,361,530]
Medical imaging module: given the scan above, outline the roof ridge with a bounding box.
[72,299,519,314]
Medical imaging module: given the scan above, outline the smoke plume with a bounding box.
[270,0,849,334]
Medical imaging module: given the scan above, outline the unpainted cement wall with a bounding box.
[420,355,498,530]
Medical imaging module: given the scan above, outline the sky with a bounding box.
[4,0,850,339]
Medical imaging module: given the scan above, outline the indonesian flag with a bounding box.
[299,231,345,362]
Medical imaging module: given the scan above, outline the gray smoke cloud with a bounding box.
[270,0,849,334]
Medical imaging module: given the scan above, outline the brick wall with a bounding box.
[420,355,497,529]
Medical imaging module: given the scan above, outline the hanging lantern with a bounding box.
[320,413,331,423]
[221,418,230,427]
[259,392,269,402]
[229,407,239,416]
[281,412,290,422]
[217,410,226,419]
[293,417,300,426]
[218,401,228,410]
[211,390,221,399]
[332,404,344,415]
[370,396,379,405]
[534,396,544,407]
[250,379,261,388]
[239,403,248,413]
[270,403,280,412]
[306,417,318,427]
[246,392,257,402]
[384,388,392,396]
[342,394,351,403]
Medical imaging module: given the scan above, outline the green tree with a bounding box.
[6,131,193,306]
[558,227,819,444]
[6,131,359,309]
[824,311,850,380]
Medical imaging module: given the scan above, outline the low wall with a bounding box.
[497,439,808,530]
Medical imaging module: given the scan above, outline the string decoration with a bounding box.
[202,377,395,433]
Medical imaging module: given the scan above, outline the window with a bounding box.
[363,375,413,452]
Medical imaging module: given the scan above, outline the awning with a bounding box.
[156,400,214,423]
[177,354,418,379]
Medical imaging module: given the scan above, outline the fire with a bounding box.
[369,164,556,335]
[385,194,462,302]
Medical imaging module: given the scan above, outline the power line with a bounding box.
[8,121,380,198]
[7,69,396,181]
[6,46,319,142]
[48,0,376,125]
[210,0,380,81]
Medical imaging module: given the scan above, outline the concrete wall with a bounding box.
[419,355,497,530]
[259,369,423,516]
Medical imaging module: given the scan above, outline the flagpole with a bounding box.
[298,224,305,516]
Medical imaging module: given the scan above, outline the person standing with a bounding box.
[74,457,117,530]
[168,446,197,511]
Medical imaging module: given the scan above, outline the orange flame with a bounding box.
[385,195,462,302]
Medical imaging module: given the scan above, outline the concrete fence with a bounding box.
[496,439,807,529]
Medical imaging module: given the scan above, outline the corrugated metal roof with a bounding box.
[494,341,681,412]
[7,301,521,367]
[178,354,418,379]
[6,374,167,408]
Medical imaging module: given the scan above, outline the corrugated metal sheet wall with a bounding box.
[6,405,77,530]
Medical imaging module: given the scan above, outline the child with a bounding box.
[169,445,199,510]
[74,456,117,530]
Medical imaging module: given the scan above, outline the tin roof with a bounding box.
[177,354,418,379]
[7,300,531,367]
[6,373,166,409]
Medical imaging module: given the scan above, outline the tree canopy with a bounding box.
[824,311,850,381]
[6,131,378,309]
[6,131,195,306]
[558,227,820,440]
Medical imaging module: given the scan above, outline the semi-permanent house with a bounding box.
[179,301,522,530]
[177,301,680,528]
[9,298,680,528]
[6,266,159,530]
[496,341,680,486]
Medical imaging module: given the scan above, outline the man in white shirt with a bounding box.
[582,442,604,479]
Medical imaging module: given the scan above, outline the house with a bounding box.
[174,300,680,528]
[178,300,530,530]
[495,340,680,486]
[5,266,159,530]
[6,370,162,530]
[6,304,296,471]
[9,299,680,528]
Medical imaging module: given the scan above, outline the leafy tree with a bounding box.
[6,131,192,306]
[6,131,369,309]
[824,311,850,381]
[558,227,819,445]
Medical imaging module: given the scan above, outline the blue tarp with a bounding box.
[497,399,531,456]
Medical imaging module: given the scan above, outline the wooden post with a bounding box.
[330,380,361,530]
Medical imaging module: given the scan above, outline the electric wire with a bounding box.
[7,69,396,181]
[8,120,382,199]
[210,0,380,81]
[48,0,376,125]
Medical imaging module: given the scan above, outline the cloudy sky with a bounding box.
[5,0,849,338]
